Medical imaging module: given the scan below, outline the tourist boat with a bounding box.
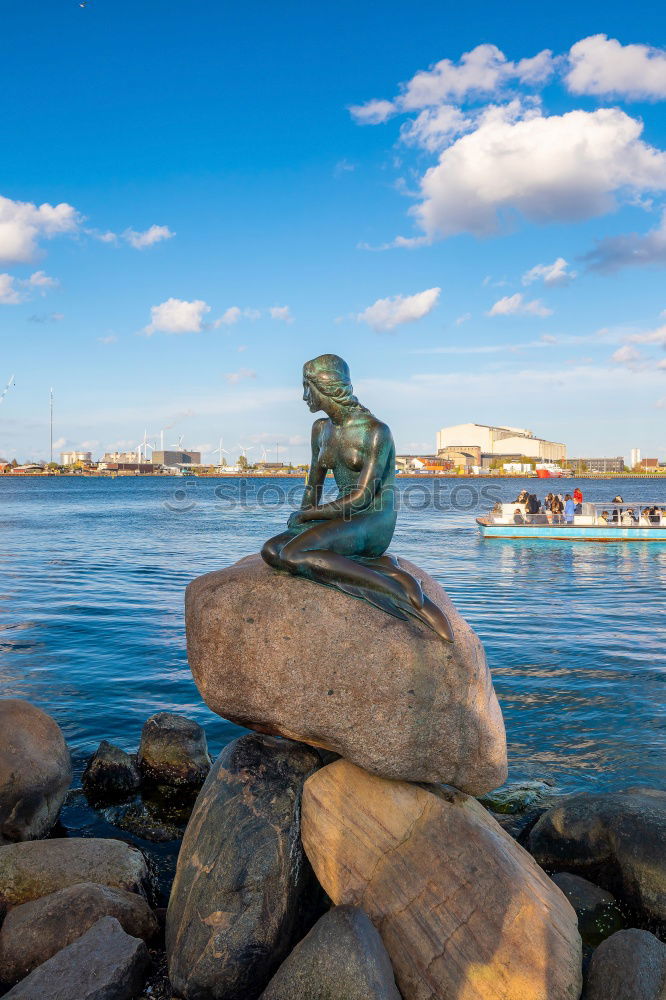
[477,501,666,541]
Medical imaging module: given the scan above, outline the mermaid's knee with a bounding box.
[261,538,283,568]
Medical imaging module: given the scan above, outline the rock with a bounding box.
[302,760,582,1000]
[185,553,507,794]
[479,778,557,815]
[259,905,401,1000]
[0,838,150,909]
[2,916,149,1000]
[166,732,323,1000]
[0,699,72,843]
[137,712,211,788]
[585,929,666,1000]
[551,873,625,947]
[82,741,141,800]
[529,788,666,928]
[0,881,158,987]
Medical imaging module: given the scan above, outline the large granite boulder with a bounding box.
[585,929,666,1000]
[529,788,666,927]
[259,905,401,1000]
[185,553,507,794]
[0,699,72,843]
[0,838,150,909]
[166,732,323,1000]
[302,760,582,1000]
[3,916,149,1000]
[138,712,211,788]
[0,882,158,987]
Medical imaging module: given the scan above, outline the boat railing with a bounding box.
[489,501,666,527]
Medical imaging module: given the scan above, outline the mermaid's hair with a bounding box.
[303,354,367,410]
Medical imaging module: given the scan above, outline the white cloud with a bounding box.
[400,105,470,152]
[414,108,666,239]
[0,270,59,305]
[52,437,66,451]
[357,287,441,332]
[487,293,552,317]
[225,368,256,384]
[334,159,356,175]
[269,305,294,323]
[0,274,22,305]
[612,344,643,366]
[584,210,666,273]
[0,195,80,264]
[566,35,666,100]
[349,45,554,126]
[627,325,666,346]
[214,306,262,327]
[98,335,118,344]
[144,298,210,335]
[27,270,58,291]
[523,257,575,286]
[215,306,241,327]
[455,312,472,326]
[349,99,396,124]
[123,225,175,249]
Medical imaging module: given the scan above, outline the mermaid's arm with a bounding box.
[299,423,391,522]
[301,419,326,510]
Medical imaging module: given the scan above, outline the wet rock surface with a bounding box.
[0,699,72,844]
[166,732,323,1000]
[0,838,150,909]
[2,915,150,1000]
[529,787,666,928]
[584,928,666,1000]
[185,553,507,793]
[82,741,141,800]
[259,905,401,1000]
[0,881,158,987]
[137,713,211,789]
[551,872,625,948]
[302,759,582,1000]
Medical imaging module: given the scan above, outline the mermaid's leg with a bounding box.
[274,520,453,643]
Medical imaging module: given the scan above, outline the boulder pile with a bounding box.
[3,556,664,1000]
[0,699,211,998]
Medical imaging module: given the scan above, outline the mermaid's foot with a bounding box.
[410,596,455,643]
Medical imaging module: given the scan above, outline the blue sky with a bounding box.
[1,0,665,464]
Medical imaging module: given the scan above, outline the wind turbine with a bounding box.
[208,437,230,466]
[260,446,269,463]
[138,429,154,463]
[0,374,15,406]
[237,443,255,465]
[170,434,185,451]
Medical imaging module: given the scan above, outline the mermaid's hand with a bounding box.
[287,509,306,529]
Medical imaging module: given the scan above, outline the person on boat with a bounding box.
[621,508,637,525]
[612,495,624,504]
[573,487,583,513]
[564,494,575,524]
[526,493,540,516]
[551,495,564,523]
[516,489,529,504]
[513,508,525,524]
[599,510,610,523]
[649,506,662,524]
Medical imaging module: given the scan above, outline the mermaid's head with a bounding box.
[302,354,361,412]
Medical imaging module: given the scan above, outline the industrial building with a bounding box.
[567,457,625,474]
[151,449,201,467]
[60,450,92,466]
[436,423,566,468]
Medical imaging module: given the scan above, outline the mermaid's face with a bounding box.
[303,377,324,413]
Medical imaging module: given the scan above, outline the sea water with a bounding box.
[1,475,664,798]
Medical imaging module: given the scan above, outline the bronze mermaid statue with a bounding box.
[261,354,454,642]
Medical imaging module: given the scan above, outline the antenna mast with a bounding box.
[50,388,54,464]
